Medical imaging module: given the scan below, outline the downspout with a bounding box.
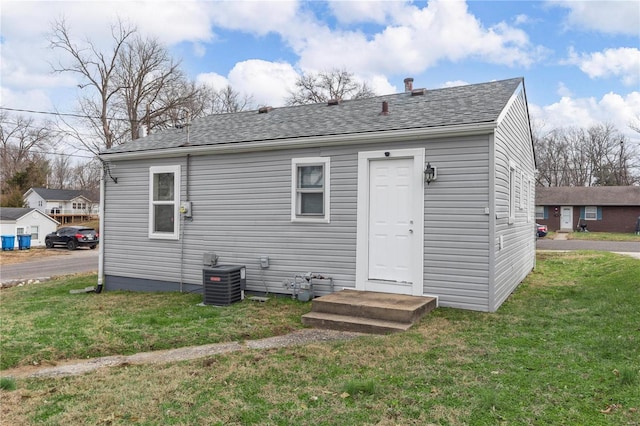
[96,161,106,293]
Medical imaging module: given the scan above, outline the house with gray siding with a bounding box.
[98,77,536,312]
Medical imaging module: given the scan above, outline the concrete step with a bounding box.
[301,289,437,334]
[310,289,437,323]
[301,311,414,334]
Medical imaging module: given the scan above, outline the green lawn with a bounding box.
[1,251,639,425]
[567,231,640,242]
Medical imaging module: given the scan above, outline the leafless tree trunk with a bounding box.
[49,18,204,153]
[286,68,376,106]
[49,18,134,151]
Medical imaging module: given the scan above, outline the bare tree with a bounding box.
[0,111,55,206]
[203,85,254,114]
[49,18,203,153]
[72,159,102,193]
[286,68,376,106]
[115,35,202,139]
[49,154,73,188]
[50,18,135,151]
[535,122,637,186]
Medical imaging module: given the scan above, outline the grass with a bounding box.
[1,251,639,425]
[567,231,640,242]
[0,275,309,370]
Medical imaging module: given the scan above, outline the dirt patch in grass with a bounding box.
[0,248,69,266]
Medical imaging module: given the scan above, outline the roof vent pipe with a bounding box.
[380,101,389,115]
[404,77,414,92]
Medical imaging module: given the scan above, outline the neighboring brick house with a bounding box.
[535,186,640,233]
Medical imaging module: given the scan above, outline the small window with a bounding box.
[584,206,598,220]
[508,162,516,224]
[535,206,545,220]
[149,165,180,239]
[38,200,43,207]
[31,226,39,240]
[72,202,77,209]
[17,227,24,235]
[291,157,330,223]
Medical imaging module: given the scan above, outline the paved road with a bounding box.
[0,249,99,283]
[536,239,640,253]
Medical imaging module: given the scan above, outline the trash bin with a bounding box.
[17,234,32,250]
[1,235,15,251]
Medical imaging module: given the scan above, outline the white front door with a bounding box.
[560,206,573,230]
[356,149,424,296]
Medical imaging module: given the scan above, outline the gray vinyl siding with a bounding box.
[104,148,358,295]
[491,88,536,311]
[422,136,491,311]
[103,135,495,304]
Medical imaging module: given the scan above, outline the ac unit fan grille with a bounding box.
[203,265,244,306]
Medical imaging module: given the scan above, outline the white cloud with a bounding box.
[547,0,640,35]
[328,0,412,24]
[227,60,300,107]
[566,47,640,86]
[529,91,640,143]
[441,80,470,88]
[556,82,573,97]
[290,0,547,77]
[207,0,299,35]
[196,72,229,90]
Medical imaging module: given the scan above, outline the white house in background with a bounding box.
[0,208,60,248]
[23,187,100,224]
[98,77,536,313]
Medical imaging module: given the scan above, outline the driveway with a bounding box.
[0,249,99,284]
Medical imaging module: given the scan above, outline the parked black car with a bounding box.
[45,226,99,250]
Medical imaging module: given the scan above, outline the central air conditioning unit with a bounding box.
[202,265,246,306]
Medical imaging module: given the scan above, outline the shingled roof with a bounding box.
[0,208,36,221]
[536,186,640,206]
[27,188,96,202]
[102,77,525,156]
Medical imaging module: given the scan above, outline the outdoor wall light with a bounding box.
[424,162,437,185]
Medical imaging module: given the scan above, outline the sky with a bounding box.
[1,0,639,149]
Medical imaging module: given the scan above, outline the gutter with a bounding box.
[99,122,498,161]
[96,162,106,293]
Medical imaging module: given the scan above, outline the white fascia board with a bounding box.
[99,122,498,161]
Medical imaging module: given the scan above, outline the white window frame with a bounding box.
[508,161,517,224]
[31,226,39,240]
[291,157,330,223]
[16,227,25,235]
[535,206,545,220]
[584,206,598,220]
[149,165,181,239]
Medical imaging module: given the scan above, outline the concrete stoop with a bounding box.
[301,289,437,334]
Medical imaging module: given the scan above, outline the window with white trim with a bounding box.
[17,227,25,235]
[535,206,545,220]
[31,226,39,240]
[149,165,180,239]
[584,206,598,220]
[508,162,517,224]
[291,157,330,223]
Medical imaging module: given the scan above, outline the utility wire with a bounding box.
[0,106,131,122]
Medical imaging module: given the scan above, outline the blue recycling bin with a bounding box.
[17,234,32,250]
[1,235,15,251]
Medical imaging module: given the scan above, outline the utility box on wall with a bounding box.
[202,265,246,306]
